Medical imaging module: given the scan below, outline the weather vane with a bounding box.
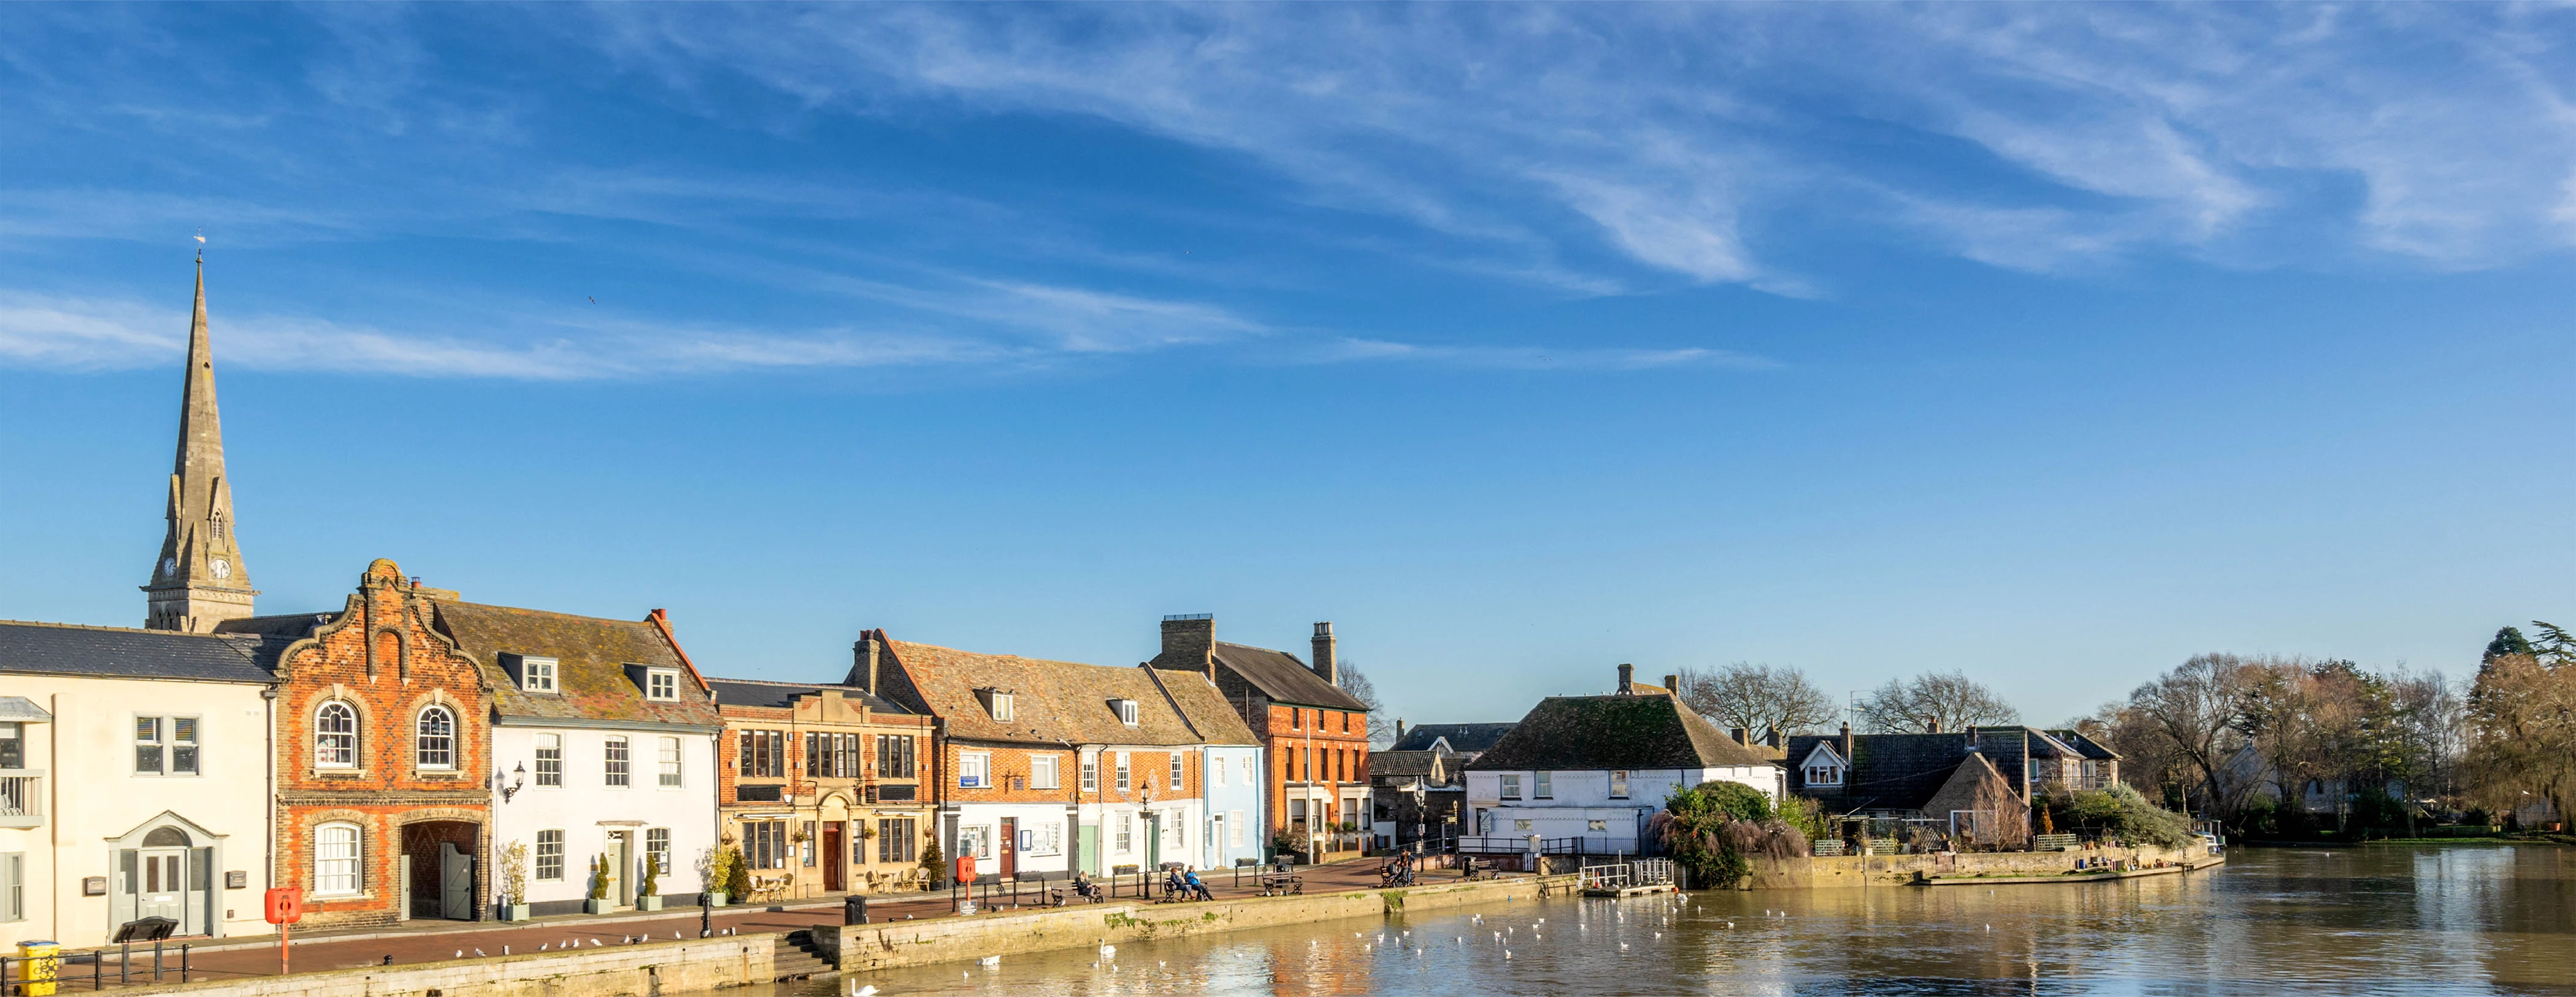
[194,228,206,261]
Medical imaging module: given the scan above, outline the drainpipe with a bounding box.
[262,685,278,894]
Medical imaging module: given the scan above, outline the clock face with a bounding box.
[161,556,177,577]
[210,558,231,580]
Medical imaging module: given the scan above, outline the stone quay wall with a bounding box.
[832,874,1574,972]
[1749,844,2207,888]
[113,937,774,997]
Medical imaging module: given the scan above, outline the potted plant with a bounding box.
[919,837,945,890]
[637,855,662,911]
[584,853,612,915]
[722,846,752,906]
[498,841,532,922]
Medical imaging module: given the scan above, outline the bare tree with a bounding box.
[1336,661,1393,748]
[2464,652,2576,826]
[2128,653,2258,815]
[1675,663,1835,739]
[1855,671,2018,733]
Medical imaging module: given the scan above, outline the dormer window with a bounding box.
[1799,742,1847,788]
[645,668,680,701]
[1116,699,1139,726]
[983,689,1014,722]
[519,656,558,694]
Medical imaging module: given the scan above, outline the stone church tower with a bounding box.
[142,255,257,631]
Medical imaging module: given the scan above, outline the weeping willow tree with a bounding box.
[1648,781,1810,888]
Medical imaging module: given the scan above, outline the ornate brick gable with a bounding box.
[271,558,494,928]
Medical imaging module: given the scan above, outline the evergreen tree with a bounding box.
[2484,626,2533,663]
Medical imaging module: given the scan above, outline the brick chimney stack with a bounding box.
[848,634,881,692]
[1311,622,1337,686]
[1152,614,1217,680]
[1617,663,1635,693]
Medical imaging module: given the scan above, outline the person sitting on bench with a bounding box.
[1072,871,1102,903]
[1184,867,1214,901]
[1165,866,1190,898]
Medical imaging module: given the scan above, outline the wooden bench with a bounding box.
[1259,873,1303,896]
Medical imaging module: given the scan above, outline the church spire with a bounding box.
[143,252,256,632]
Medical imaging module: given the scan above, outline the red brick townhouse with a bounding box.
[221,560,494,928]
[1150,615,1371,859]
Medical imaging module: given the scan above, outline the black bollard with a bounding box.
[700,893,713,939]
[180,944,191,982]
[153,941,163,982]
[843,894,868,926]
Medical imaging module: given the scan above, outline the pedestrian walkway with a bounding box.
[15,857,1470,990]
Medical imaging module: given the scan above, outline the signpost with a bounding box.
[263,887,303,977]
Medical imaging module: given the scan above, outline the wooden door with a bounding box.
[822,823,845,891]
[439,843,474,920]
[998,818,1017,878]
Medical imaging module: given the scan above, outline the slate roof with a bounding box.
[1390,723,1517,755]
[705,677,912,715]
[0,619,278,683]
[432,601,722,730]
[881,637,1217,747]
[1465,695,1773,771]
[1371,750,1443,777]
[1784,732,1982,813]
[2047,729,2122,761]
[1211,641,1368,711]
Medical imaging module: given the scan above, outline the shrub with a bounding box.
[1653,780,1807,889]
[722,847,752,900]
[917,839,944,890]
[2060,783,2193,849]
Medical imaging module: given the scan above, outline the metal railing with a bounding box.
[1578,863,1630,891]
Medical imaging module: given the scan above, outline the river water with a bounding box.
[789,845,2575,996]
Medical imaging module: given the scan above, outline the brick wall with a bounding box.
[273,560,493,929]
[1258,703,1369,840]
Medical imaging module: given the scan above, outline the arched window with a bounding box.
[416,706,456,770]
[314,823,361,895]
[315,701,358,768]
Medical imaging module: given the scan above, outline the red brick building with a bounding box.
[229,560,493,928]
[1149,616,1370,858]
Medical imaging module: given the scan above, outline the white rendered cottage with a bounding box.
[1460,666,1782,861]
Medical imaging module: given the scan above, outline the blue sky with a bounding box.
[4,4,2572,727]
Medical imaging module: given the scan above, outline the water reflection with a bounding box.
[776,847,2572,996]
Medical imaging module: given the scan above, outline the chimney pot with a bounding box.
[1663,674,1680,693]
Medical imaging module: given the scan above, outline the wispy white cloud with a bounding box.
[583,4,2576,279]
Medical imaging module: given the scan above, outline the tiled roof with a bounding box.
[705,677,912,715]
[1466,695,1773,771]
[1212,641,1368,711]
[1144,665,1261,747]
[0,619,277,683]
[1390,722,1517,754]
[883,637,1213,747]
[432,601,722,729]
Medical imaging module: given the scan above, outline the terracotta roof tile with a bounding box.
[433,601,722,729]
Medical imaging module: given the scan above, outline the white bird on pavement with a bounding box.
[454,951,464,958]
[473,949,486,957]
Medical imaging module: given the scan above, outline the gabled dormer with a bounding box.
[1798,741,1847,789]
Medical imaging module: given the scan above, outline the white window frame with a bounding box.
[1229,810,1246,847]
[1243,756,1255,784]
[1116,699,1139,726]
[134,715,202,776]
[1211,752,1225,788]
[521,656,559,694]
[1114,752,1130,791]
[604,736,631,788]
[658,736,684,787]
[314,823,362,896]
[1080,752,1099,791]
[1534,771,1553,799]
[1500,774,1523,800]
[645,668,680,702]
[415,706,456,771]
[959,752,991,789]
[1115,812,1132,853]
[1609,770,1630,799]
[646,828,671,876]
[535,829,565,880]
[314,701,358,769]
[1170,753,1184,788]
[987,690,1014,722]
[1031,755,1060,790]
[535,733,563,787]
